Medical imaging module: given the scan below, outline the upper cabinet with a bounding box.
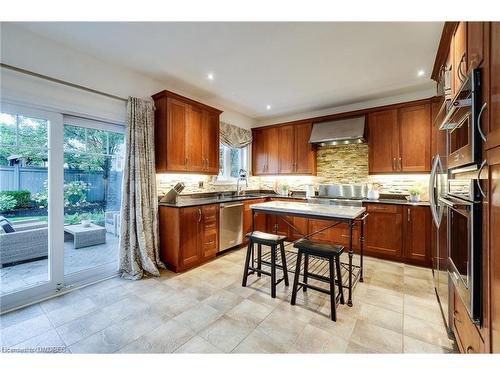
[152,90,222,174]
[454,22,468,95]
[252,122,316,175]
[368,102,431,174]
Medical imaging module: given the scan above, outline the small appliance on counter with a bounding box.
[159,182,185,204]
[305,184,315,198]
[366,183,380,200]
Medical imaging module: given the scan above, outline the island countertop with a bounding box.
[250,200,366,220]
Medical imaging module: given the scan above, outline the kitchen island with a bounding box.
[250,200,367,307]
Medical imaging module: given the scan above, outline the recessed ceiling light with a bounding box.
[207,73,214,80]
[417,70,425,77]
[266,105,271,110]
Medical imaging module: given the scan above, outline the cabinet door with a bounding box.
[308,219,335,243]
[180,207,201,267]
[278,125,295,173]
[252,129,267,175]
[468,22,484,70]
[290,217,309,241]
[166,98,188,171]
[454,22,468,92]
[202,110,220,174]
[403,206,431,266]
[488,146,500,352]
[267,214,290,238]
[399,104,431,172]
[265,127,280,174]
[368,109,399,173]
[242,199,267,238]
[295,122,316,174]
[201,204,219,260]
[186,105,204,172]
[364,204,403,258]
[486,22,500,150]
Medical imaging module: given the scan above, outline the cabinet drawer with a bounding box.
[366,203,400,214]
[453,287,484,353]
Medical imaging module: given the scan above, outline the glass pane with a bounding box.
[0,113,16,146]
[229,148,241,178]
[63,125,124,276]
[18,115,48,148]
[64,125,87,153]
[0,147,49,296]
[218,143,225,176]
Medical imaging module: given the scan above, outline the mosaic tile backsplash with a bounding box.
[156,144,430,199]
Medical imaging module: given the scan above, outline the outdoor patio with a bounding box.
[0,233,119,295]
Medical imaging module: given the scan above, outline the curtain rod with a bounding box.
[0,63,128,103]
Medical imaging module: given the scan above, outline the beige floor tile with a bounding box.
[349,320,403,353]
[290,323,349,353]
[225,299,274,328]
[55,309,116,346]
[174,335,223,353]
[404,276,436,299]
[173,303,224,333]
[202,289,244,313]
[118,319,195,353]
[403,315,454,350]
[232,327,289,353]
[199,316,254,353]
[403,335,453,353]
[363,285,404,314]
[0,313,55,347]
[404,294,444,325]
[256,310,308,347]
[346,340,379,353]
[404,265,434,282]
[358,303,403,333]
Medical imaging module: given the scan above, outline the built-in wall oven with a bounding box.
[440,177,482,325]
[440,69,486,170]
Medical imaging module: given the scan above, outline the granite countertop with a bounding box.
[159,192,430,208]
[250,201,366,220]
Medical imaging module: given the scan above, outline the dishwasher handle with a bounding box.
[220,203,244,208]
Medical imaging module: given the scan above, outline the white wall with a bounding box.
[0,23,255,128]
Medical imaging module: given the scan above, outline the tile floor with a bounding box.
[0,246,457,353]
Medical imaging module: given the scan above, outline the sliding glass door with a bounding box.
[0,103,124,311]
[0,103,64,311]
[62,117,124,286]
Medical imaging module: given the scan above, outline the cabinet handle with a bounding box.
[185,157,188,167]
[407,208,411,222]
[392,158,396,171]
[458,53,467,83]
[198,209,202,222]
[398,157,402,171]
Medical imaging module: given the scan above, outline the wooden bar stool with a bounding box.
[291,239,344,321]
[242,231,289,298]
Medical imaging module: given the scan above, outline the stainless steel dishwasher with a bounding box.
[219,202,243,252]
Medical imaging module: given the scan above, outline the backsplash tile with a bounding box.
[156,144,430,199]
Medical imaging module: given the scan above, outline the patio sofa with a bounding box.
[105,211,121,236]
[0,220,48,267]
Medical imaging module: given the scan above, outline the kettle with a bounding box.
[305,184,315,198]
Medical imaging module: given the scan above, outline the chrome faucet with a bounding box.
[236,169,248,195]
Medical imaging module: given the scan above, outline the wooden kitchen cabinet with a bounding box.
[159,204,219,272]
[368,109,399,173]
[454,22,468,93]
[364,203,403,259]
[252,122,316,175]
[403,205,432,266]
[242,198,267,242]
[153,90,222,174]
[468,22,484,70]
[368,102,431,174]
[399,104,431,173]
[453,285,485,353]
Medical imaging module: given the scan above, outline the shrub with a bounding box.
[0,195,17,212]
[64,181,89,207]
[0,190,31,208]
[64,210,105,226]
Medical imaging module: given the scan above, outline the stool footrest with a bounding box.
[297,282,331,295]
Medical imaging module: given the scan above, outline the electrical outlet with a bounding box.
[198,181,204,188]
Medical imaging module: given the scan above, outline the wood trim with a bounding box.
[152,89,223,114]
[253,97,435,130]
[431,22,460,81]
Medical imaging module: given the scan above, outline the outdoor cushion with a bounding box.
[0,216,15,233]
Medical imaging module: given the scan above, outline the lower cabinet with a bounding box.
[453,286,485,353]
[364,203,432,267]
[159,204,219,272]
[242,199,267,244]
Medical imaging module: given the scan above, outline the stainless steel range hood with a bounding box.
[309,116,366,146]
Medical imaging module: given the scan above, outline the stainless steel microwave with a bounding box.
[440,69,485,170]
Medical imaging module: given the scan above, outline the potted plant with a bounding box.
[408,186,422,203]
[80,213,91,227]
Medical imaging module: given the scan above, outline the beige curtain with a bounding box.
[119,97,164,279]
[220,121,252,148]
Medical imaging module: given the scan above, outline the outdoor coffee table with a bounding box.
[64,223,106,249]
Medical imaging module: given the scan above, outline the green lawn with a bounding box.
[8,215,48,223]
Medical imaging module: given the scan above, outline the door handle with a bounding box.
[477,102,487,142]
[477,160,487,198]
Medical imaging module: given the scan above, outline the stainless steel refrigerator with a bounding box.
[429,99,452,332]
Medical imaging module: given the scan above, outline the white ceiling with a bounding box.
[15,22,443,120]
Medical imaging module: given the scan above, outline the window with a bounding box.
[217,143,248,181]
